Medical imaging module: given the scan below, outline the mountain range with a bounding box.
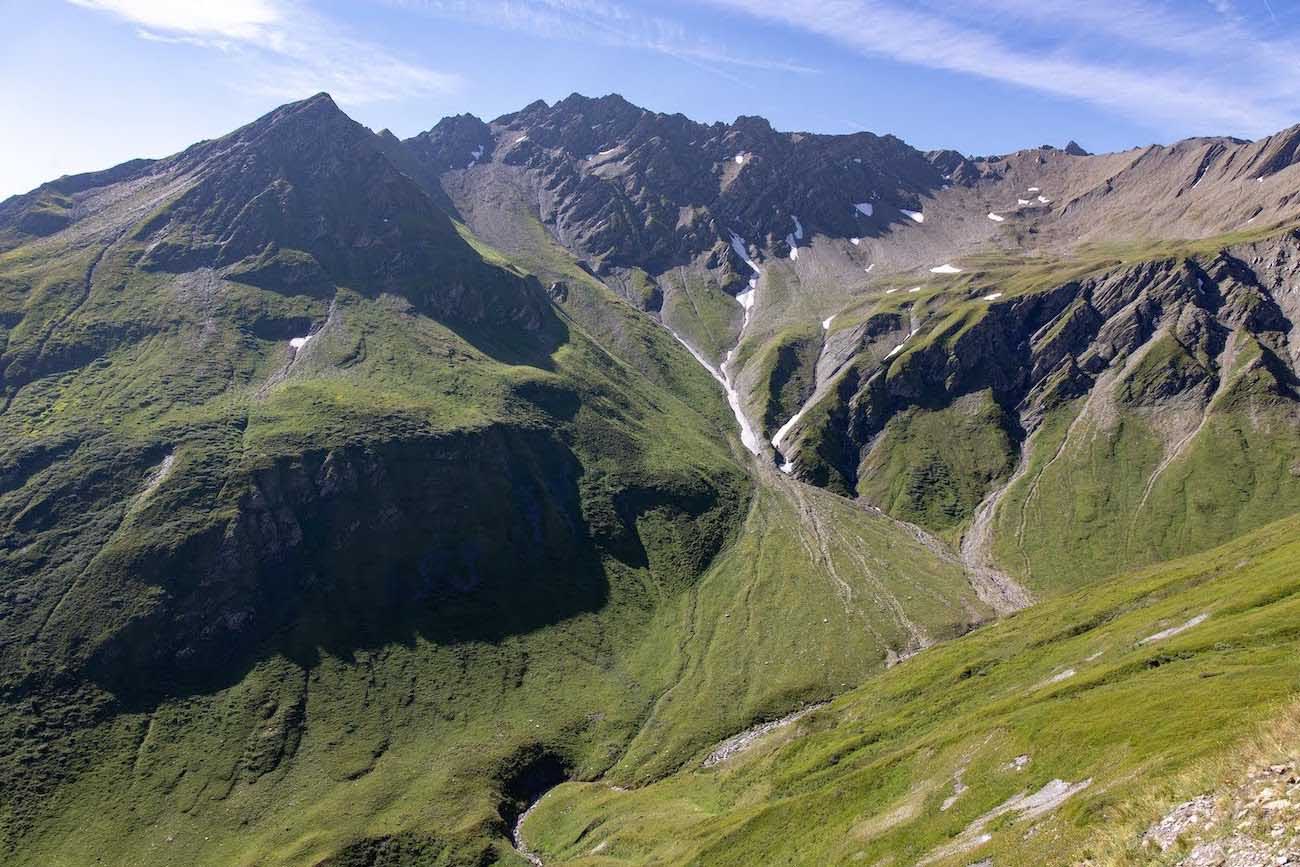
[2,91,1300,866]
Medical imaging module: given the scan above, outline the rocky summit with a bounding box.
[2,91,1300,867]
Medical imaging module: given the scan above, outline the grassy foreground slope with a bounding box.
[523,512,1300,866]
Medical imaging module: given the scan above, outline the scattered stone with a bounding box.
[702,704,824,768]
[1145,795,1220,851]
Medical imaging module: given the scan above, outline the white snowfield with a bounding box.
[988,212,1005,222]
[1037,195,1052,204]
[822,315,835,330]
[734,152,746,165]
[1017,198,1031,206]
[1028,186,1040,192]
[669,331,761,456]
[883,328,919,360]
[289,335,312,350]
[854,202,875,217]
[982,292,1003,301]
[850,237,861,245]
[864,263,876,273]
[883,330,925,361]
[786,236,799,260]
[930,264,961,274]
[771,406,808,452]
[908,286,922,293]
[901,209,925,223]
[885,287,899,294]
[729,231,763,275]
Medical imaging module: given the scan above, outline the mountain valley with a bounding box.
[1,91,1299,866]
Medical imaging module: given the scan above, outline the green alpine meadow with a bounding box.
[2,81,1300,867]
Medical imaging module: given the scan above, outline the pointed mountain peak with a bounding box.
[1065,140,1091,156]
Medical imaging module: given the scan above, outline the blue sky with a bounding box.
[2,0,1298,199]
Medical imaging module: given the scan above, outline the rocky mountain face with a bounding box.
[403,91,1300,587]
[412,93,944,286]
[2,92,1300,867]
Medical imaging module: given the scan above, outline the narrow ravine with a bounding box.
[667,232,764,456]
[511,797,545,866]
[960,454,1035,615]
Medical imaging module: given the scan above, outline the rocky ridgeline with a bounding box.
[410,92,943,277]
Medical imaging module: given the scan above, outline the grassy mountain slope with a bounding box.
[0,96,996,867]
[522,512,1300,865]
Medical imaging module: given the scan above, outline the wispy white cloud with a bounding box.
[699,0,1300,138]
[67,0,460,103]
[385,0,819,80]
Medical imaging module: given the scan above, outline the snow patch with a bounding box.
[734,152,746,165]
[791,215,804,240]
[883,329,918,360]
[864,263,875,273]
[901,209,925,223]
[988,212,1005,222]
[1140,613,1208,645]
[289,335,312,350]
[1037,195,1052,204]
[850,237,861,245]
[854,202,874,217]
[779,460,795,474]
[885,287,899,294]
[728,231,762,276]
[908,286,922,293]
[786,233,799,260]
[669,331,761,456]
[1046,668,1076,685]
[930,264,961,274]
[772,410,805,450]
[1017,198,1031,206]
[1028,187,1040,192]
[470,144,484,160]
[981,292,1003,301]
[822,315,835,330]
